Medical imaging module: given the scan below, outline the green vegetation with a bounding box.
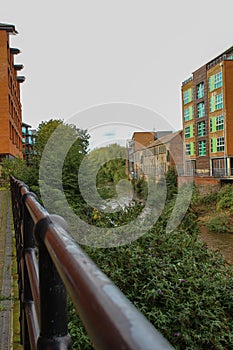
[88,143,127,187]
[195,184,233,234]
[67,186,233,350]
[2,120,233,349]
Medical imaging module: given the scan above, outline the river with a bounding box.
[198,225,233,264]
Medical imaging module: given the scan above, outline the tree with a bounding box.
[88,143,127,186]
[1,157,29,182]
[35,119,64,156]
[37,119,90,208]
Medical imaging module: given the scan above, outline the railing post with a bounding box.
[35,218,72,350]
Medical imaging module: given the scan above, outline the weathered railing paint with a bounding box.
[10,176,174,350]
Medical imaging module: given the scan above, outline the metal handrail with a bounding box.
[10,175,173,350]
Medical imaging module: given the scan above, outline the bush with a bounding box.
[217,184,233,212]
[206,214,233,234]
[67,195,233,349]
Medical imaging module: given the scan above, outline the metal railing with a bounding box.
[212,168,233,178]
[10,176,173,350]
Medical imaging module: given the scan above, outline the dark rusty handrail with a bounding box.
[10,175,174,350]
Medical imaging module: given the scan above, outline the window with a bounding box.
[185,144,190,155]
[198,121,206,136]
[210,93,223,112]
[185,126,190,138]
[210,116,224,132]
[184,106,193,121]
[185,142,195,156]
[185,124,194,139]
[197,102,205,117]
[217,137,224,152]
[198,140,206,156]
[183,88,193,105]
[211,137,225,152]
[215,71,222,88]
[196,82,204,99]
[215,94,223,110]
[216,115,224,130]
[209,71,222,91]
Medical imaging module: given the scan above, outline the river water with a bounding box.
[198,225,233,264]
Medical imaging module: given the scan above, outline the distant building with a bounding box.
[126,131,156,178]
[134,130,183,180]
[0,23,25,160]
[126,131,174,179]
[22,123,36,165]
[182,46,233,178]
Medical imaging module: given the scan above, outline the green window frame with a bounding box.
[185,124,194,139]
[196,82,204,99]
[198,140,206,156]
[183,88,193,105]
[211,138,216,153]
[184,106,193,121]
[209,71,222,91]
[197,102,205,117]
[198,121,206,136]
[209,94,223,112]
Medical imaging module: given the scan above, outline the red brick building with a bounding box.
[182,46,233,178]
[0,23,25,160]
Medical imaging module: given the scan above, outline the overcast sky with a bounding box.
[2,0,233,147]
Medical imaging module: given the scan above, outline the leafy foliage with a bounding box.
[206,213,233,234]
[68,185,233,349]
[88,143,127,187]
[216,184,233,212]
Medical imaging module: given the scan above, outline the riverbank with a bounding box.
[195,185,233,265]
[198,224,233,264]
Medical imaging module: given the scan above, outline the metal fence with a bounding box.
[10,176,173,350]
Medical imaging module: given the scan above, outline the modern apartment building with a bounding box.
[182,46,233,178]
[22,123,36,165]
[0,23,24,160]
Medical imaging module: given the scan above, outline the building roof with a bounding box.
[146,130,183,149]
[0,23,18,34]
[132,131,155,138]
[183,45,233,85]
[22,122,32,128]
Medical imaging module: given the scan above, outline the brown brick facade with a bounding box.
[0,24,24,159]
